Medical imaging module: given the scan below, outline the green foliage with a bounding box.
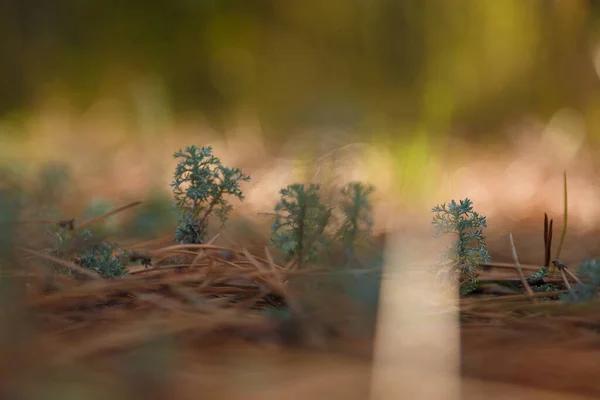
[337,182,375,265]
[46,224,129,279]
[270,184,332,268]
[269,180,378,271]
[528,266,548,283]
[432,198,490,294]
[171,145,250,244]
[77,241,129,279]
[526,266,560,294]
[561,259,600,303]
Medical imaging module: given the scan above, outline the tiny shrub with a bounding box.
[270,184,332,268]
[171,145,250,244]
[46,224,130,278]
[432,198,490,294]
[77,241,130,278]
[337,182,375,266]
[270,180,377,270]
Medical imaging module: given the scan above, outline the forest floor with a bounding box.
[3,211,600,400]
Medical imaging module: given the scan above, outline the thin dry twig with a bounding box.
[562,267,583,285]
[509,233,536,302]
[17,246,102,280]
[79,201,143,229]
[152,244,285,270]
[559,268,572,290]
[126,234,176,250]
[190,233,221,269]
[480,262,541,272]
[460,290,566,308]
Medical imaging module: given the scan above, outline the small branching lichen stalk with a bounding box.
[171,145,250,244]
[431,198,490,294]
[270,184,332,269]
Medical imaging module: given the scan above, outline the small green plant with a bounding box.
[45,223,130,278]
[46,224,129,278]
[270,184,332,268]
[171,145,250,244]
[561,259,600,303]
[526,267,555,293]
[432,198,490,294]
[77,241,130,278]
[337,182,375,266]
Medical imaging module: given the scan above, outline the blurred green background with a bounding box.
[3,0,600,213]
[2,0,600,143]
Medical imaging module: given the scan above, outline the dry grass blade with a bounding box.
[205,233,220,245]
[150,249,203,266]
[460,290,566,308]
[476,275,565,284]
[128,263,196,275]
[27,266,265,309]
[151,243,241,257]
[242,249,288,299]
[284,254,298,270]
[126,234,175,250]
[243,248,307,321]
[509,232,536,301]
[215,257,246,270]
[563,267,583,285]
[190,233,221,268]
[559,268,572,290]
[480,262,543,272]
[152,243,286,270]
[257,212,279,217]
[79,200,143,229]
[17,246,102,280]
[265,246,276,270]
[242,247,269,274]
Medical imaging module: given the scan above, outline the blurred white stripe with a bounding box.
[370,228,460,400]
